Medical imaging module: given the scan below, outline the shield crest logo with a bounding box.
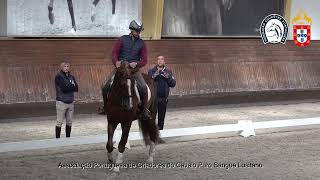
[260,14,288,44]
[293,25,311,47]
[292,9,312,47]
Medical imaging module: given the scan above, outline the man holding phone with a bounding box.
[148,56,176,130]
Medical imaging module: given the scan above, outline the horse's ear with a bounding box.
[120,60,126,67]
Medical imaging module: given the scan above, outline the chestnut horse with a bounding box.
[105,61,160,172]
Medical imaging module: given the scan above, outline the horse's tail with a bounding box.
[138,80,160,146]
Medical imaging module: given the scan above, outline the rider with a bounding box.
[101,20,151,119]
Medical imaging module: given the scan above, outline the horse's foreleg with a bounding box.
[111,121,132,173]
[106,122,117,162]
[67,0,76,31]
[48,0,55,24]
[112,0,116,14]
[118,121,132,153]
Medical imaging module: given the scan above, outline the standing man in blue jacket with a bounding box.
[148,56,176,130]
[55,61,78,138]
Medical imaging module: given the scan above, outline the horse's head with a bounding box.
[113,61,136,110]
[266,23,283,39]
[266,23,276,32]
[116,61,132,79]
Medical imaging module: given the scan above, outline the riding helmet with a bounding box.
[129,20,144,32]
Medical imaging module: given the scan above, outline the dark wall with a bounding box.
[221,0,284,35]
[162,0,284,36]
[0,39,320,104]
[0,0,7,36]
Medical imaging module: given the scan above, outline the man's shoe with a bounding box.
[55,126,61,138]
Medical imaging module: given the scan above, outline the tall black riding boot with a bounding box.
[55,126,61,139]
[66,125,72,138]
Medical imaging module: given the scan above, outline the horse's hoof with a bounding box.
[110,172,119,176]
[125,141,131,149]
[108,156,113,163]
[109,168,120,176]
[147,157,153,163]
[107,152,113,163]
[69,28,76,34]
[111,166,120,173]
[91,15,96,22]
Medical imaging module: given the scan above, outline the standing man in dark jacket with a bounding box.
[55,62,78,138]
[101,20,151,119]
[148,56,176,130]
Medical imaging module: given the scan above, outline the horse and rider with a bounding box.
[102,20,152,120]
[101,20,161,172]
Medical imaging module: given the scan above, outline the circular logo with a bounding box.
[260,14,288,44]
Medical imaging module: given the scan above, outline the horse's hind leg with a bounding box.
[48,0,55,24]
[106,122,117,162]
[149,97,160,144]
[146,99,159,163]
[67,0,76,31]
[146,118,158,163]
[147,141,156,163]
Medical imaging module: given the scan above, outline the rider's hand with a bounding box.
[115,61,121,68]
[129,62,137,68]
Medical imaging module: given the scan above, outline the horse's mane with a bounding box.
[110,72,123,97]
[110,69,136,110]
